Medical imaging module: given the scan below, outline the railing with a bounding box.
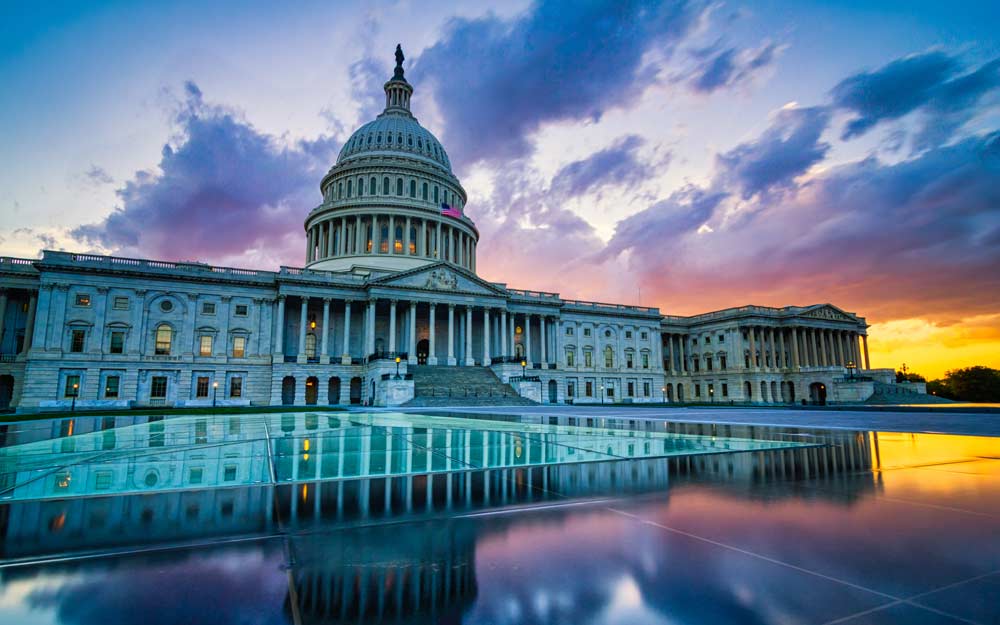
[0,354,18,362]
[492,355,524,364]
[0,256,37,266]
[509,375,541,383]
[562,298,660,314]
[381,373,414,381]
[365,351,409,363]
[419,387,518,398]
[40,251,274,281]
[506,288,561,302]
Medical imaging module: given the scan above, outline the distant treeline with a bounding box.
[898,366,1000,402]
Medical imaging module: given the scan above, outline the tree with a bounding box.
[895,370,926,383]
[929,366,1000,402]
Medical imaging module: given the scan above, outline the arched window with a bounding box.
[394,226,403,253]
[376,133,381,144]
[417,138,423,150]
[409,227,417,254]
[155,324,172,355]
[422,182,428,200]
[396,178,403,195]
[387,133,393,144]
[337,182,343,199]
[370,177,377,195]
[346,179,352,198]
[366,224,373,252]
[409,179,416,198]
[407,135,413,146]
[383,177,390,194]
[604,346,614,368]
[380,225,389,253]
[433,186,439,203]
[358,177,364,197]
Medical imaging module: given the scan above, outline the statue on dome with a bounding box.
[394,44,405,79]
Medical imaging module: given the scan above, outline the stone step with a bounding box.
[403,365,536,407]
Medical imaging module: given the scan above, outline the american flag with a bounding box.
[440,203,462,219]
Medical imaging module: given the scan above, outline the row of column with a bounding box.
[306,214,476,271]
[0,288,37,356]
[662,327,869,375]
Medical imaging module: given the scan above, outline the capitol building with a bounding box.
[0,48,923,410]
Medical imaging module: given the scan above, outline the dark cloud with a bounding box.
[832,51,1000,145]
[602,185,726,259]
[549,135,659,198]
[716,105,830,199]
[72,81,338,268]
[689,41,780,93]
[604,130,1000,321]
[416,0,703,169]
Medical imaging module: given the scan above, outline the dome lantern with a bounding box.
[383,44,413,116]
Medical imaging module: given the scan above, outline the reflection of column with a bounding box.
[500,310,507,358]
[321,298,330,364]
[525,315,533,365]
[408,302,417,364]
[483,308,491,366]
[274,296,285,357]
[465,306,474,366]
[388,300,397,353]
[447,304,456,365]
[428,304,438,365]
[341,301,352,364]
[297,297,308,363]
[863,334,870,369]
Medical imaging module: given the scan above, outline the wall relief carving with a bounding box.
[424,269,458,291]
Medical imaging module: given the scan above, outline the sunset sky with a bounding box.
[1,0,998,379]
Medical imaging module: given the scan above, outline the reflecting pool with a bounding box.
[0,411,996,625]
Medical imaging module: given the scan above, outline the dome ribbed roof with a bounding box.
[336,115,452,172]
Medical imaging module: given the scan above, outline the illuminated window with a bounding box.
[104,376,120,398]
[380,225,389,253]
[409,227,417,254]
[70,329,86,352]
[196,376,210,398]
[154,324,172,355]
[230,377,243,398]
[64,375,80,398]
[394,226,403,253]
[75,293,91,307]
[232,336,246,358]
[199,335,213,357]
[604,346,614,368]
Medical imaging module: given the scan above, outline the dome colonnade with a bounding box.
[304,44,478,274]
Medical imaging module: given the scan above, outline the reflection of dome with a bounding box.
[306,45,477,275]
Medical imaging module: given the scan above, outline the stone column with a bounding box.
[388,300,397,353]
[817,329,826,367]
[408,301,417,364]
[355,215,363,253]
[500,310,508,358]
[274,295,285,357]
[748,327,757,370]
[321,298,330,364]
[404,217,412,255]
[436,222,443,259]
[0,289,8,352]
[297,296,309,363]
[388,215,395,254]
[862,334,870,369]
[539,317,547,365]
[483,308,491,366]
[678,334,686,373]
[667,334,675,374]
[428,303,438,365]
[835,330,844,366]
[420,220,427,256]
[447,304,456,365]
[525,314,533,365]
[22,291,37,354]
[791,327,800,368]
[465,306,474,366]
[367,299,376,358]
[341,301,352,364]
[340,217,348,255]
[777,329,786,369]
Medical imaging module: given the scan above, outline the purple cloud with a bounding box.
[689,41,780,93]
[72,82,338,268]
[549,135,659,198]
[832,51,1000,145]
[416,0,704,168]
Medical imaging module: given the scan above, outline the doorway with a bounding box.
[809,382,827,405]
[417,338,429,364]
[548,379,557,403]
[305,376,318,405]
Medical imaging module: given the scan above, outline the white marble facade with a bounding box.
[0,49,910,409]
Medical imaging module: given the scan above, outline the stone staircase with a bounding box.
[867,381,951,404]
[402,365,537,407]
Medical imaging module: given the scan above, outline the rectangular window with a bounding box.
[189,467,204,485]
[642,353,649,369]
[626,353,634,368]
[232,336,246,358]
[722,383,729,397]
[566,349,575,367]
[70,329,86,353]
[708,383,715,399]
[64,375,80,398]
[202,302,216,315]
[150,376,168,399]
[223,465,237,482]
[695,384,701,398]
[195,419,208,444]
[721,355,727,370]
[606,385,614,398]
[199,335,213,357]
[627,381,634,396]
[95,471,113,490]
[196,376,210,398]
[234,304,249,316]
[693,359,700,372]
[641,331,648,340]
[584,351,593,367]
[585,381,593,397]
[566,326,574,335]
[229,377,243,398]
[75,293,91,307]
[705,336,711,344]
[109,331,125,354]
[104,376,120,398]
[643,382,650,397]
[113,296,129,310]
[707,357,713,371]
[625,330,633,339]
[718,334,724,343]
[583,328,591,337]
[567,381,575,397]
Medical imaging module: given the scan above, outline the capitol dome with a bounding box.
[304,45,477,275]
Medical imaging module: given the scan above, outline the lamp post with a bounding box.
[70,382,79,412]
[709,386,715,403]
[395,356,402,379]
[521,360,526,378]
[212,381,218,408]
[599,384,604,405]
[846,360,856,380]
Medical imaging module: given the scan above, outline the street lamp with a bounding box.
[599,384,604,405]
[846,361,856,379]
[395,356,402,379]
[212,381,218,408]
[709,386,715,403]
[70,382,79,412]
[521,359,526,378]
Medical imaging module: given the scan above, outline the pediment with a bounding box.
[370,263,506,296]
[799,305,858,323]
